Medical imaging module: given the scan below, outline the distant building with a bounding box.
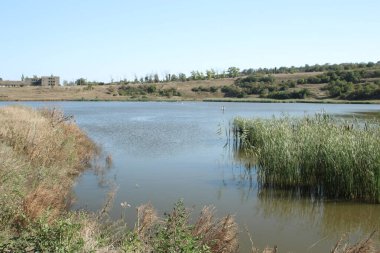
[41,76,60,86]
[0,75,60,87]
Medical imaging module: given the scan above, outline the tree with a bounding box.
[190,71,205,80]
[178,73,187,82]
[170,74,178,82]
[154,73,160,83]
[227,67,240,78]
[164,73,171,82]
[190,71,198,80]
[206,69,216,80]
[75,78,87,86]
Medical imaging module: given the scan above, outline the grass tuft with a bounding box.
[233,113,380,202]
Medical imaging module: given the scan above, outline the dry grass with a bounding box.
[331,231,380,253]
[137,203,158,237]
[0,80,232,101]
[193,206,238,253]
[0,105,98,223]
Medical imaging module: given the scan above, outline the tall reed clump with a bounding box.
[233,113,380,202]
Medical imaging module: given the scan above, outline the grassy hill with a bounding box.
[1,62,380,103]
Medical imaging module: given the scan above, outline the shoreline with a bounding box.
[1,97,380,104]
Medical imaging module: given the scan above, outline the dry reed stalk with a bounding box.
[137,203,158,238]
[105,154,113,168]
[98,186,117,219]
[262,246,277,253]
[331,231,379,253]
[192,206,239,253]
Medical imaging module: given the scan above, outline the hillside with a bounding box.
[1,63,380,103]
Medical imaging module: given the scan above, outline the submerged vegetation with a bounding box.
[233,113,380,203]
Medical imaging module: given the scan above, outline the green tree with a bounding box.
[170,74,178,82]
[206,69,216,80]
[178,73,187,82]
[227,67,240,78]
[75,78,87,86]
[133,75,139,84]
[164,73,171,82]
[154,74,160,83]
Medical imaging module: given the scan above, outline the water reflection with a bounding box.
[230,144,380,243]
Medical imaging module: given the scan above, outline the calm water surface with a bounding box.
[1,101,380,252]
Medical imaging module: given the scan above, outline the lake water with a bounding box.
[1,101,380,252]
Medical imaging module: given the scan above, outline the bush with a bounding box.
[265,89,311,99]
[0,216,84,253]
[221,86,246,98]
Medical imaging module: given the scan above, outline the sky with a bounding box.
[1,0,380,82]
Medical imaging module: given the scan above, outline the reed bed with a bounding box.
[233,113,380,202]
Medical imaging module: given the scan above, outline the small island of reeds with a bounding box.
[233,113,380,203]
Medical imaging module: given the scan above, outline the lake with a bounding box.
[1,101,380,252]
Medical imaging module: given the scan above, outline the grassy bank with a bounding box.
[233,114,380,202]
[0,105,98,251]
[0,106,238,252]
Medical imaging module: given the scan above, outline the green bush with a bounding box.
[0,216,84,253]
[221,86,246,98]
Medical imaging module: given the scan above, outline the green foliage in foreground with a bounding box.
[0,215,84,253]
[233,114,380,202]
[150,200,211,253]
[0,201,215,253]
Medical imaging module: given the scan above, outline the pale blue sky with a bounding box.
[1,0,379,82]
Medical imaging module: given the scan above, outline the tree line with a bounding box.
[67,61,380,86]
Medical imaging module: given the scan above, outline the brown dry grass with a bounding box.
[331,231,380,253]
[193,206,238,253]
[137,203,158,237]
[0,80,233,101]
[0,105,98,223]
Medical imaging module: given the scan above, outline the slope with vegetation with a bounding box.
[1,61,380,102]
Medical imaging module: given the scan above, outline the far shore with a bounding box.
[1,68,380,104]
